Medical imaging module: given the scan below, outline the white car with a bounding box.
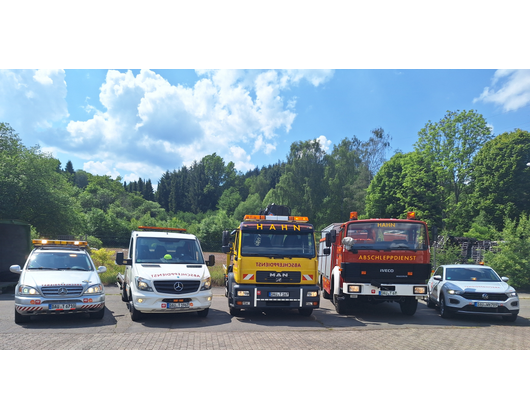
[10,239,107,324]
[426,264,519,321]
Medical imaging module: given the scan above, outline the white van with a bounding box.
[116,226,215,321]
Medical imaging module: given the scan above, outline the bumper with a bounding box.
[341,283,427,299]
[15,294,105,315]
[445,295,519,316]
[230,284,320,310]
[130,288,213,313]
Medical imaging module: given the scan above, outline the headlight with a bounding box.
[201,277,212,291]
[507,291,518,297]
[135,277,153,291]
[447,289,462,295]
[85,284,104,294]
[17,285,39,296]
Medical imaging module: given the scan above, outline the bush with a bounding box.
[484,214,530,291]
[89,248,124,285]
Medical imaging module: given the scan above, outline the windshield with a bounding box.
[240,231,316,258]
[344,221,428,251]
[27,251,93,271]
[135,237,205,264]
[445,267,501,282]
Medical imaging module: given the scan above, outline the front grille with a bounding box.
[41,286,83,296]
[153,280,200,295]
[256,271,301,283]
[461,304,511,314]
[461,292,508,301]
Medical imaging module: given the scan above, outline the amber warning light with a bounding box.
[138,226,186,232]
[244,215,308,222]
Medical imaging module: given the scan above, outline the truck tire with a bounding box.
[121,283,129,302]
[321,276,331,300]
[400,297,418,316]
[229,307,242,316]
[298,308,313,317]
[129,301,143,322]
[197,308,209,318]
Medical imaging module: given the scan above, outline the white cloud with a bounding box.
[316,135,332,153]
[0,69,335,182]
[0,69,68,138]
[474,69,530,112]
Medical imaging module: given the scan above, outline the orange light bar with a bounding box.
[244,215,265,220]
[243,215,308,223]
[32,239,88,247]
[138,226,186,232]
[350,211,358,220]
[407,211,416,220]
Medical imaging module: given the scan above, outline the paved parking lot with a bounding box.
[1,286,529,350]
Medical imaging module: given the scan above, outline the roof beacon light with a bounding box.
[350,212,358,220]
[32,239,88,247]
[138,226,186,232]
[244,215,308,223]
[407,211,417,220]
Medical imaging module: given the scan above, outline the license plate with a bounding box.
[476,302,498,308]
[168,302,190,309]
[380,290,397,296]
[49,303,76,310]
[269,292,289,297]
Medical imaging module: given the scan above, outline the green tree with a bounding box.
[414,109,493,231]
[484,214,530,290]
[0,122,83,236]
[470,129,530,232]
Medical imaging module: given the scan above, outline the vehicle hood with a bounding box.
[443,280,514,294]
[135,263,209,281]
[21,270,101,287]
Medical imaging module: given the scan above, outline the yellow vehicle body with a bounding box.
[223,214,320,316]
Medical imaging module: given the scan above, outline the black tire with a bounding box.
[298,308,313,317]
[426,294,436,309]
[333,294,350,315]
[121,283,129,302]
[14,309,29,325]
[439,294,452,319]
[129,301,143,322]
[89,306,105,320]
[503,313,518,322]
[400,297,418,316]
[229,307,242,317]
[197,308,209,318]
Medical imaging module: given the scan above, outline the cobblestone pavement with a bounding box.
[1,287,529,350]
[1,325,530,350]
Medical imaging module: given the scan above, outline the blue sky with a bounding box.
[1,68,530,186]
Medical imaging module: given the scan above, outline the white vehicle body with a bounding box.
[426,264,519,321]
[116,228,214,321]
[10,240,106,324]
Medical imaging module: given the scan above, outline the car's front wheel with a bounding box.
[14,309,30,324]
[439,294,452,319]
[503,313,518,322]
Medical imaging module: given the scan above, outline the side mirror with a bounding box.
[97,266,107,273]
[433,274,442,281]
[325,230,336,247]
[10,265,22,274]
[206,254,215,266]
[116,252,132,266]
[222,245,231,254]
[222,230,231,247]
[501,276,509,282]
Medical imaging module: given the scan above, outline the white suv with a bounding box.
[10,239,107,324]
[426,264,519,322]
